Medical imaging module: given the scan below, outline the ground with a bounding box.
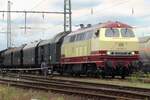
[0,85,88,100]
[0,73,149,100]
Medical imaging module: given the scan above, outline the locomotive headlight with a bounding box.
[107,51,111,55]
[131,51,135,55]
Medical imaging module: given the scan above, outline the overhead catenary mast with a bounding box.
[7,1,12,48]
[64,0,72,32]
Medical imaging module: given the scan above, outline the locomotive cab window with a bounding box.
[76,33,86,41]
[85,31,93,39]
[70,35,76,42]
[63,36,70,43]
[121,28,135,37]
[105,28,119,37]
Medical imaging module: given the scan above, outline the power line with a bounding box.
[0,10,69,14]
[90,0,130,16]
[30,0,47,10]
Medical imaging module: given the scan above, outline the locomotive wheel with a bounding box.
[120,67,128,79]
[70,72,74,77]
[86,71,91,77]
[60,71,63,75]
[121,75,125,79]
[101,71,106,78]
[112,74,115,78]
[111,69,115,78]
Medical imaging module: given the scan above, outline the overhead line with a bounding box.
[30,0,47,10]
[0,10,70,14]
[90,0,130,16]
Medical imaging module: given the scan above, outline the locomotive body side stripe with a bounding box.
[61,54,139,67]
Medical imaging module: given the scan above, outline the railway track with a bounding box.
[0,74,149,100]
[10,74,150,92]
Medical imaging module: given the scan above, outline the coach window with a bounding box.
[105,28,119,37]
[64,36,70,43]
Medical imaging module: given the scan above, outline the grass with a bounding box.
[143,72,150,78]
[0,85,88,100]
[131,71,150,78]
[0,85,49,100]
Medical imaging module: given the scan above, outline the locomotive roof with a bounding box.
[139,36,150,43]
[23,40,41,50]
[68,21,132,36]
[38,39,52,46]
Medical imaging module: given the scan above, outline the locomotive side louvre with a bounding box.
[61,30,93,58]
[23,41,41,67]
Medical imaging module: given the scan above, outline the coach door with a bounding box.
[40,46,44,63]
[50,43,56,64]
[11,52,13,65]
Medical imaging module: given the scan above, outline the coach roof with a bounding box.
[38,39,52,46]
[23,40,41,50]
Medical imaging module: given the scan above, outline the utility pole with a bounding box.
[7,1,11,48]
[2,0,72,48]
[64,0,72,32]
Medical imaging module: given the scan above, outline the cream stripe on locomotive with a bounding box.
[61,27,139,58]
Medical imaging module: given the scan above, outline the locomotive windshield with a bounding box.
[105,28,119,37]
[121,28,135,37]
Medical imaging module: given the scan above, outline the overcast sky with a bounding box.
[0,0,150,50]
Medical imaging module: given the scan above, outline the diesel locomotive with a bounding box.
[0,21,140,78]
